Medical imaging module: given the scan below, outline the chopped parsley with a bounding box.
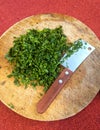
[8,103,14,109]
[5,26,82,92]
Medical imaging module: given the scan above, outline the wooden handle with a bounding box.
[37,68,73,114]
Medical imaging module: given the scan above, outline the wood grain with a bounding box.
[0,14,100,121]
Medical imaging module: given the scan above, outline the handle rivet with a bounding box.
[59,79,63,84]
[65,71,69,75]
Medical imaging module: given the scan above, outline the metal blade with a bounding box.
[61,39,95,72]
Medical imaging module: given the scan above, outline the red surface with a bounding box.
[0,0,100,129]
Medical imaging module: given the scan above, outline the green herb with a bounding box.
[5,26,82,92]
[8,103,14,109]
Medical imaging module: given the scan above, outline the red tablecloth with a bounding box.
[0,0,100,130]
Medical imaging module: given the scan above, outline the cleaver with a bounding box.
[37,39,95,114]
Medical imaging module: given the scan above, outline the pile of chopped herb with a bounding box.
[5,26,82,92]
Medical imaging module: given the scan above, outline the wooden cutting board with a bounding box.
[0,14,100,121]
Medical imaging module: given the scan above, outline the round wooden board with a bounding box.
[0,14,100,121]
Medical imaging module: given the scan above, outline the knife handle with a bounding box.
[37,68,73,114]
